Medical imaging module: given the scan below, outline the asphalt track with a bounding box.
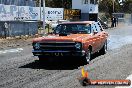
[0,25,132,88]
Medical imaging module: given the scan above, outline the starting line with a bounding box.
[0,48,23,55]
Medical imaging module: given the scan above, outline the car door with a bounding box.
[96,22,107,48]
[91,23,101,52]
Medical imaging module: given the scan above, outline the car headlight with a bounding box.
[75,43,81,49]
[34,43,40,49]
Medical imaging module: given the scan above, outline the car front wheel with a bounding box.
[38,56,49,63]
[83,49,92,64]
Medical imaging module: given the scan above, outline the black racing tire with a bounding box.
[38,56,49,63]
[83,49,92,64]
[99,40,107,55]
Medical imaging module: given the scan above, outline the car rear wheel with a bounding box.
[83,49,91,64]
[99,41,107,55]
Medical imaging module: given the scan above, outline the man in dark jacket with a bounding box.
[111,16,114,27]
[114,17,117,27]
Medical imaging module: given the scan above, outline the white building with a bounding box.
[72,0,98,21]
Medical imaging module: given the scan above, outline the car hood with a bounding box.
[33,34,92,43]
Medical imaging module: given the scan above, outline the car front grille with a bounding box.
[39,42,77,51]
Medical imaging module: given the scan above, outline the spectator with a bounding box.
[3,22,8,38]
[114,17,117,27]
[111,16,114,27]
[116,17,118,26]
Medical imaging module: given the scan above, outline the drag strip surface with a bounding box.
[0,48,23,54]
[0,25,132,88]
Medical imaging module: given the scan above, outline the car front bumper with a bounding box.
[32,50,86,57]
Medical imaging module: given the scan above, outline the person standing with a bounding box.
[3,22,8,38]
[111,16,114,27]
[116,17,118,26]
[114,17,117,27]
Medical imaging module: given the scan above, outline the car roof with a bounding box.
[60,21,95,25]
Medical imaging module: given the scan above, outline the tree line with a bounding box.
[99,0,132,15]
[35,0,132,15]
[35,0,71,9]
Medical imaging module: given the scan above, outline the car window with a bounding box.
[97,22,103,31]
[95,22,101,32]
[77,24,91,33]
[91,23,97,33]
[54,24,91,34]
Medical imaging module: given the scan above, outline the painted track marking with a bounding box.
[0,48,23,55]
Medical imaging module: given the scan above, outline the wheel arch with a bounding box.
[88,45,92,52]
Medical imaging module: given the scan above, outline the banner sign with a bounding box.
[0,4,63,21]
[14,6,40,21]
[64,9,81,20]
[0,4,15,21]
[41,7,64,21]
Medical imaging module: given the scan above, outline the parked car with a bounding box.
[32,21,108,63]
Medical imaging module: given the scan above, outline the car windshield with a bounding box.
[54,24,91,34]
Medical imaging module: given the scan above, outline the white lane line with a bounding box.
[115,74,132,88]
[0,48,23,55]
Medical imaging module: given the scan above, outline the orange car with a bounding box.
[32,21,108,63]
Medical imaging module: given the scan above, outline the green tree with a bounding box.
[35,0,52,7]
[121,0,132,13]
[35,0,72,8]
[99,0,120,16]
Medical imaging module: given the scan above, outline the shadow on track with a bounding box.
[91,52,103,61]
[19,57,86,70]
[20,52,104,70]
